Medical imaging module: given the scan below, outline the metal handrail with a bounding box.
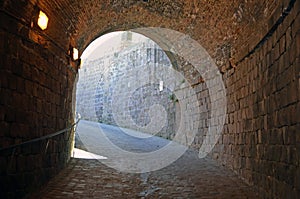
[0,119,80,152]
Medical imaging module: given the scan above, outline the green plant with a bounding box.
[169,94,178,103]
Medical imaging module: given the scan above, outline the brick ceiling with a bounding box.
[2,0,282,65]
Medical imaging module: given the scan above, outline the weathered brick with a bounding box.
[4,108,15,122]
[295,168,300,194]
[279,35,286,55]
[0,70,9,88]
[269,129,283,145]
[278,106,290,126]
[290,31,300,64]
[287,81,298,106]
[281,58,295,83]
[0,121,11,137]
[7,73,17,90]
[283,125,297,145]
[286,27,292,49]
[291,12,300,38]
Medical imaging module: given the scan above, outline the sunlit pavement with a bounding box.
[31,120,259,198]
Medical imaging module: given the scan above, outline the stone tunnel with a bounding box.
[0,0,299,198]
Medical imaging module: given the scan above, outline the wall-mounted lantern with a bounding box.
[37,10,48,30]
[68,46,81,70]
[28,9,49,46]
[73,48,79,61]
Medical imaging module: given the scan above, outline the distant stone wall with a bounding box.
[76,39,180,138]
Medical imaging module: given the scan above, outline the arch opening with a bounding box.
[74,31,183,159]
[73,28,226,173]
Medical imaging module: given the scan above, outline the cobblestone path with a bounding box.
[31,121,259,198]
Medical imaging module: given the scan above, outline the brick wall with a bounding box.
[212,1,300,197]
[0,1,77,198]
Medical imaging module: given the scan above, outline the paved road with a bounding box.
[75,120,171,153]
[32,120,259,198]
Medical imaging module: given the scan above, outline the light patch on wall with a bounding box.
[159,80,164,91]
[37,11,48,30]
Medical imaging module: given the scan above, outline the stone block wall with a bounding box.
[76,37,179,138]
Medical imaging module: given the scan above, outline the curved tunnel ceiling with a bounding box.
[71,0,280,62]
[1,0,287,67]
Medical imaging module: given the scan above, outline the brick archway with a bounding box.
[0,0,299,198]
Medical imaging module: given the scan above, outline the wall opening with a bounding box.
[74,31,183,156]
[72,28,223,174]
